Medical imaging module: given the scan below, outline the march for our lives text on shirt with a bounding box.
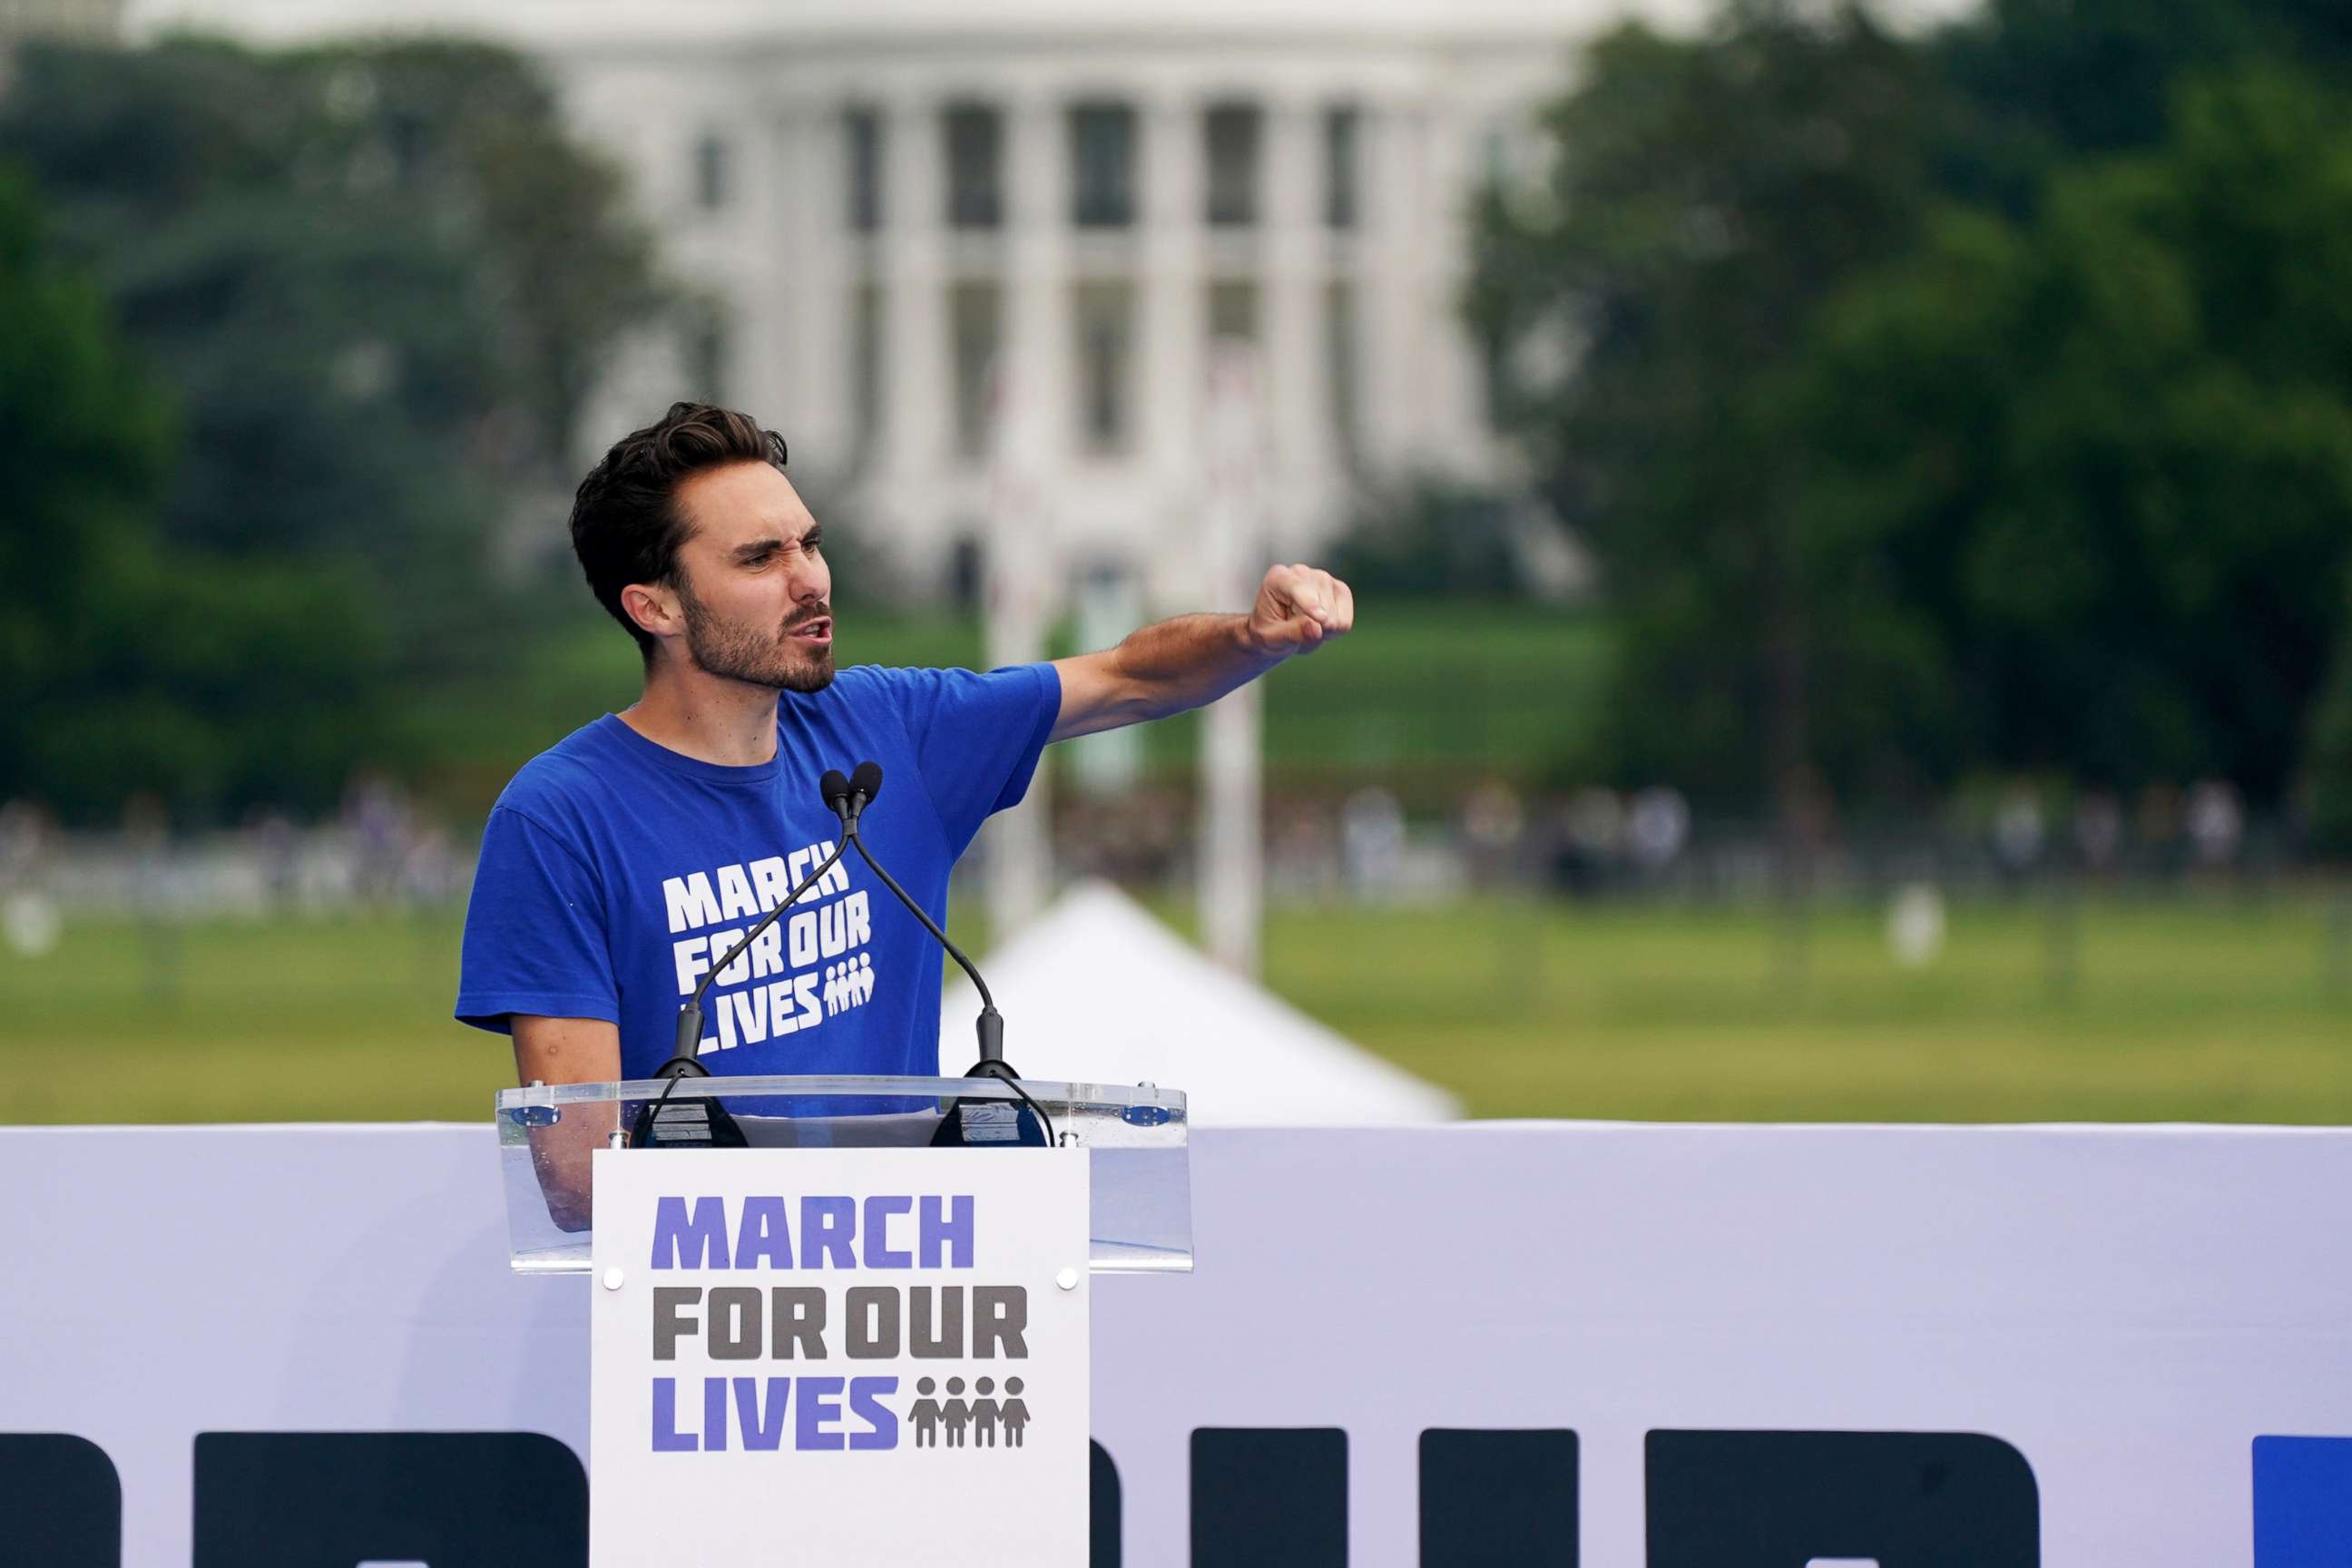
[660,837,877,1054]
[455,662,1061,1082]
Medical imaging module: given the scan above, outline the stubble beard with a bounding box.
[679,580,836,694]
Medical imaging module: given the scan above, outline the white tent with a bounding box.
[939,879,1459,1126]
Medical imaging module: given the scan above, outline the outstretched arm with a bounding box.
[1050,564,1354,743]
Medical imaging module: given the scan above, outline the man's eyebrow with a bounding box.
[728,520,818,562]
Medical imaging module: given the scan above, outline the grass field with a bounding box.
[4,892,2347,1125]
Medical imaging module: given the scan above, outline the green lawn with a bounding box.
[4,893,2346,1125]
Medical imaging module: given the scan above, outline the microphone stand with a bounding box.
[827,765,1056,1147]
[633,785,855,1149]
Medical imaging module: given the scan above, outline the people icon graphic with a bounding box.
[941,1377,972,1448]
[820,953,877,1017]
[902,1373,1033,1452]
[971,1377,998,1448]
[999,1377,1030,1447]
[909,1377,943,1447]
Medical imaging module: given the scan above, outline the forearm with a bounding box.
[514,1015,622,1232]
[1105,613,1279,722]
[1051,565,1352,742]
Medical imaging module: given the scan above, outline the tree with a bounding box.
[1328,478,1534,600]
[0,37,664,818]
[1798,68,2352,801]
[0,165,173,808]
[2308,599,2352,858]
[0,169,384,819]
[1935,0,2352,202]
[1468,1,1943,815]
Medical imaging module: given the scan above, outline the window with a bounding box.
[1207,279,1259,344]
[686,308,727,401]
[851,282,883,463]
[1070,103,1137,229]
[1478,317,1510,434]
[1327,279,1360,465]
[694,132,729,211]
[1203,103,1261,228]
[847,107,883,231]
[951,281,1003,461]
[944,103,1004,230]
[1073,280,1135,455]
[1324,106,1359,230]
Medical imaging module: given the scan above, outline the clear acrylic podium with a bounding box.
[495,1074,1191,1276]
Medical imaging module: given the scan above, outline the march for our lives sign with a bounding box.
[590,1146,1091,1565]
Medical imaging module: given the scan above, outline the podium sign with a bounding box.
[589,1146,1091,1564]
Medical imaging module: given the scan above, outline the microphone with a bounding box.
[632,770,856,1149]
[821,761,1054,1148]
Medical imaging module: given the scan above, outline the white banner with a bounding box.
[4,1122,2352,1564]
[587,1147,1089,1564]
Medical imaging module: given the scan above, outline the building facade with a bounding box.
[2,0,122,44]
[130,0,1593,598]
[122,1,1625,597]
[546,13,1578,601]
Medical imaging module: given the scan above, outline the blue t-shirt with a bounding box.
[455,662,1060,1081]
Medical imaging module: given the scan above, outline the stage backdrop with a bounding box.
[5,1122,2351,1565]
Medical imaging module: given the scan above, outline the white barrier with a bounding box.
[5,1122,2350,1564]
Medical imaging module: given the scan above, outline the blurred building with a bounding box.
[1,0,122,41]
[122,0,1955,599]
[119,0,1612,596]
[544,4,1573,601]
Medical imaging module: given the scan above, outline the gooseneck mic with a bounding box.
[663,781,853,1078]
[827,762,1007,1073]
[632,775,855,1148]
[823,761,1054,1147]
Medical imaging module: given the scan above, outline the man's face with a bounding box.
[663,461,834,692]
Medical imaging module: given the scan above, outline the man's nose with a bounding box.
[793,557,830,603]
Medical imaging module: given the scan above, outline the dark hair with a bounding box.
[568,401,789,662]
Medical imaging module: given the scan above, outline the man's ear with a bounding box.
[620,581,681,644]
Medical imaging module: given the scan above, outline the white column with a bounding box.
[782,104,854,471]
[728,110,790,427]
[1140,91,1205,520]
[1198,345,1268,978]
[982,88,1071,940]
[1421,99,1492,472]
[879,93,947,528]
[1262,95,1332,553]
[1004,90,1073,483]
[1357,99,1425,470]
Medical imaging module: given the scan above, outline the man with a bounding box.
[456,401,1353,1094]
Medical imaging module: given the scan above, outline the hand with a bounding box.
[1247,564,1356,659]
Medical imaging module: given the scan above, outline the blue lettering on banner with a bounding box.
[735,1197,793,1269]
[864,1195,914,1268]
[920,1195,974,1269]
[651,1378,694,1453]
[803,1197,858,1269]
[651,1196,730,1270]
[648,1377,901,1453]
[797,1377,848,1452]
[736,1378,791,1451]
[649,1194,975,1269]
[2254,1436,2352,1566]
[849,1378,901,1450]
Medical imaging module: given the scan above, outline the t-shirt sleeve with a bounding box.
[891,662,1063,857]
[455,805,618,1035]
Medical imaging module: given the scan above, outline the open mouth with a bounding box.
[789,618,833,646]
